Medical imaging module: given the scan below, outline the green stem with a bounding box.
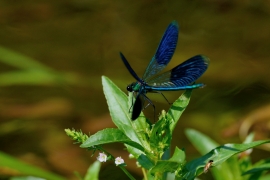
[119,166,136,180]
[142,168,148,180]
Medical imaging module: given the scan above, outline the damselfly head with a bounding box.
[127,83,135,92]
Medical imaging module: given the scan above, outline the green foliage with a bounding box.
[0,46,79,86]
[185,130,270,180]
[65,129,89,143]
[66,76,270,180]
[84,161,101,180]
[81,128,144,151]
[0,151,65,180]
[11,177,46,180]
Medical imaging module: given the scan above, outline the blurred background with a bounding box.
[0,0,270,179]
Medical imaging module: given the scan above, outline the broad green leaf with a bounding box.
[0,47,81,86]
[146,172,155,180]
[125,144,144,158]
[181,139,270,180]
[132,115,151,151]
[237,133,255,179]
[0,46,52,71]
[243,161,270,175]
[80,128,144,151]
[185,129,234,180]
[11,177,45,180]
[226,157,244,180]
[0,151,65,180]
[84,161,101,180]
[150,160,179,173]
[243,133,255,143]
[259,174,270,180]
[170,147,185,164]
[0,70,63,86]
[149,112,172,154]
[102,76,142,145]
[137,154,155,169]
[150,117,165,145]
[167,90,192,132]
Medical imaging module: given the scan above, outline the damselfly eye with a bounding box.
[127,85,132,92]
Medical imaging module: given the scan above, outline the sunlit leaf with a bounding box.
[0,46,52,71]
[181,137,270,180]
[259,174,270,180]
[11,176,45,180]
[0,70,60,86]
[243,159,270,175]
[0,151,65,180]
[131,115,151,151]
[102,76,142,146]
[150,160,179,173]
[125,144,144,158]
[237,133,255,178]
[167,90,192,132]
[80,128,144,151]
[84,161,101,180]
[170,147,185,164]
[185,129,235,180]
[243,133,255,143]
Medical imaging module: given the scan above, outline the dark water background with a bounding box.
[0,1,270,179]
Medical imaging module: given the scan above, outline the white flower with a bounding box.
[115,157,124,165]
[97,152,107,162]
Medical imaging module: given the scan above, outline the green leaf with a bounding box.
[84,161,101,180]
[131,116,151,151]
[0,46,52,71]
[185,129,234,180]
[0,151,65,180]
[102,76,142,146]
[150,160,179,173]
[80,128,144,151]
[11,177,45,180]
[125,144,144,159]
[259,174,270,180]
[243,160,270,175]
[149,117,165,145]
[167,90,192,132]
[0,70,60,86]
[0,47,81,86]
[237,133,255,178]
[182,139,270,180]
[137,154,155,169]
[243,133,255,143]
[148,115,173,157]
[185,129,219,153]
[170,147,185,164]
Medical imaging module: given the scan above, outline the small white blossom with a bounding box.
[97,152,107,162]
[115,157,124,165]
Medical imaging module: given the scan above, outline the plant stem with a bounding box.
[142,168,148,180]
[119,166,136,180]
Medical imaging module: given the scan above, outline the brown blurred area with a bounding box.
[0,0,270,179]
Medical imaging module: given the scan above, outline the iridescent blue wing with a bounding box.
[145,55,209,90]
[142,21,179,82]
